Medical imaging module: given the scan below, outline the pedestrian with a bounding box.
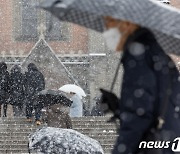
[9,65,24,116]
[46,104,72,129]
[91,97,103,116]
[24,63,45,125]
[69,92,83,117]
[83,103,90,116]
[100,17,180,154]
[0,62,10,117]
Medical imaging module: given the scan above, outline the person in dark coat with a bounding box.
[24,63,45,125]
[9,65,24,116]
[0,62,10,117]
[101,17,180,154]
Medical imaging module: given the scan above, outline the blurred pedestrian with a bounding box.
[70,92,83,117]
[46,104,72,129]
[100,17,180,154]
[24,63,45,125]
[0,62,10,117]
[9,65,25,116]
[91,98,103,116]
[83,103,90,116]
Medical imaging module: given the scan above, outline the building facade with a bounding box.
[0,0,180,112]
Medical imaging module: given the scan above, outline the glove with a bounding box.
[99,88,120,119]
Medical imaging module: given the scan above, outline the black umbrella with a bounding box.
[39,0,180,55]
[33,89,72,108]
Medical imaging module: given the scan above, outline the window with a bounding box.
[45,12,69,41]
[13,0,69,41]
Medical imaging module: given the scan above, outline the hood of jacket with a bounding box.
[124,28,157,48]
[11,65,21,74]
[28,63,38,72]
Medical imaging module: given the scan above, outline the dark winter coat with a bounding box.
[24,63,45,102]
[91,102,103,116]
[112,28,180,154]
[46,104,72,129]
[0,62,10,105]
[9,65,24,106]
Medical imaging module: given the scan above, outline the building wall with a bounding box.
[1,0,180,113]
[171,0,180,8]
[0,0,179,56]
[0,0,88,56]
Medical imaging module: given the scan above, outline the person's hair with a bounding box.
[104,16,140,51]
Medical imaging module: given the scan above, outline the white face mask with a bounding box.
[102,28,122,51]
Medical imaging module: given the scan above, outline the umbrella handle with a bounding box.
[110,55,122,92]
[28,142,31,154]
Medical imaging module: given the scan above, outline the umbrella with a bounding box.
[39,0,180,55]
[59,84,86,99]
[157,0,170,4]
[28,127,104,154]
[33,89,72,108]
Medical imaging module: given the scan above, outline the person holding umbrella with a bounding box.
[59,84,86,117]
[33,89,73,126]
[100,17,180,154]
[69,92,83,117]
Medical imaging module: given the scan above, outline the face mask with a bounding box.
[102,28,122,51]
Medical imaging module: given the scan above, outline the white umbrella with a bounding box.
[59,84,86,99]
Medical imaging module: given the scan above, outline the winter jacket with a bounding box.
[91,103,103,116]
[24,63,45,102]
[47,104,72,129]
[112,28,180,154]
[9,65,24,106]
[0,62,10,105]
[70,94,83,117]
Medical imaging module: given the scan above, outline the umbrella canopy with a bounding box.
[59,84,86,99]
[28,127,104,154]
[40,0,180,55]
[33,89,72,108]
[157,0,170,4]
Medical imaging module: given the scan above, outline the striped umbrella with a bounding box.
[39,0,180,55]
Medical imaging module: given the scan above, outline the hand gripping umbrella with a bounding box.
[39,0,180,55]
